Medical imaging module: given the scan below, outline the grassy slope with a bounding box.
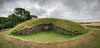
[4,18,87,43]
[1,27,100,48]
[65,28,100,48]
[6,28,90,43]
[0,32,19,48]
[7,18,86,34]
[0,27,100,48]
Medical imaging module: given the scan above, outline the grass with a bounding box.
[0,20,100,48]
[6,28,91,43]
[8,18,86,34]
[4,18,88,43]
[81,22,100,26]
[1,18,100,48]
[0,32,19,48]
[1,26,100,48]
[65,28,100,48]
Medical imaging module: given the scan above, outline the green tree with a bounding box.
[0,17,9,24]
[13,8,32,20]
[0,8,38,30]
[0,17,13,29]
[31,15,38,19]
[9,8,38,22]
[0,24,3,29]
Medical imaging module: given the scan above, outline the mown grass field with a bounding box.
[81,22,100,26]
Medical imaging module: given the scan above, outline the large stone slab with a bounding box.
[12,23,78,35]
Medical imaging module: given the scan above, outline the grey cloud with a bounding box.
[0,0,100,22]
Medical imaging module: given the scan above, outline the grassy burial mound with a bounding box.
[11,18,86,35]
[6,18,87,43]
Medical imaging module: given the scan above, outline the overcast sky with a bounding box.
[0,0,100,22]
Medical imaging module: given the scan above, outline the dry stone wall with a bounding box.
[12,23,77,35]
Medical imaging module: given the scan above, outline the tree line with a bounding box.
[0,8,38,30]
